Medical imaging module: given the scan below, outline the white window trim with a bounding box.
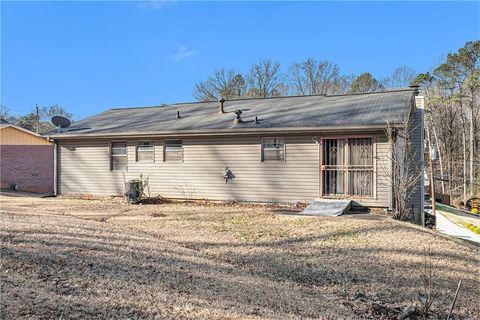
[163,140,183,163]
[261,137,286,162]
[110,141,128,171]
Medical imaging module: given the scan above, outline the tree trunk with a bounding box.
[426,127,436,222]
[432,123,445,193]
[470,105,475,195]
[463,131,467,199]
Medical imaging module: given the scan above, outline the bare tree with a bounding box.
[40,104,73,121]
[415,73,447,194]
[382,66,417,89]
[413,41,480,203]
[384,118,424,221]
[289,58,346,95]
[0,105,17,124]
[247,59,285,98]
[15,104,73,134]
[449,41,480,195]
[193,68,247,101]
[0,105,10,119]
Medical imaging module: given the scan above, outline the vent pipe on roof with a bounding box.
[255,116,259,125]
[233,110,243,124]
[219,98,225,114]
[176,110,181,119]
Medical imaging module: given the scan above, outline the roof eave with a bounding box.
[46,124,405,140]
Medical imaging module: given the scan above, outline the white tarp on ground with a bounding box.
[301,198,352,217]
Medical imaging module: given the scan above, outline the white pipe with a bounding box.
[53,141,57,195]
[417,96,425,227]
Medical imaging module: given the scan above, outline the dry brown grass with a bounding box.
[1,193,479,319]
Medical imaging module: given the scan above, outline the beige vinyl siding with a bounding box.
[57,133,392,206]
[58,141,126,195]
[58,136,318,203]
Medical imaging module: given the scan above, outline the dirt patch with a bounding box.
[1,193,479,319]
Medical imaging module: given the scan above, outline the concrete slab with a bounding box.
[0,190,52,198]
[436,212,480,244]
[301,198,351,217]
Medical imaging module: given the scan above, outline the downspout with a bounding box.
[416,96,425,227]
[53,140,58,196]
[388,133,394,211]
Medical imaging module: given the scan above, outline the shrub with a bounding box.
[425,211,436,229]
[473,227,480,234]
[468,225,476,231]
[471,208,479,215]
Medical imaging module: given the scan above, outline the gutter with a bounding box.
[46,125,404,140]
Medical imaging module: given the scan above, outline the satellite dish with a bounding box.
[52,116,71,132]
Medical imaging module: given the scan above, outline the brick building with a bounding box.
[0,121,54,194]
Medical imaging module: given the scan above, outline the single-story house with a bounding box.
[0,120,55,193]
[47,89,425,223]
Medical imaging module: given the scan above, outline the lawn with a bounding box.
[1,193,479,319]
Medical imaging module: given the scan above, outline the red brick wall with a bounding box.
[0,145,54,193]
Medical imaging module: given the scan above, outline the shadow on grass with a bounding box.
[1,209,479,319]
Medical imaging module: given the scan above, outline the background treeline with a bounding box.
[413,41,479,200]
[0,104,72,134]
[193,59,416,101]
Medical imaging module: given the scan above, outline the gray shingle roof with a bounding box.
[51,89,415,137]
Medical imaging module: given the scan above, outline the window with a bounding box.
[136,141,154,162]
[164,140,182,162]
[262,137,285,161]
[321,137,373,197]
[111,141,127,171]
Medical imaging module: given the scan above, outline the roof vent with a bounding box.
[409,84,420,94]
[255,116,259,125]
[233,110,243,124]
[176,110,181,119]
[219,98,225,114]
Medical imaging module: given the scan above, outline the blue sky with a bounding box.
[1,1,479,119]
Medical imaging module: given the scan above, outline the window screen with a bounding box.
[348,138,373,196]
[136,141,154,162]
[164,140,183,162]
[111,141,127,171]
[262,137,285,161]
